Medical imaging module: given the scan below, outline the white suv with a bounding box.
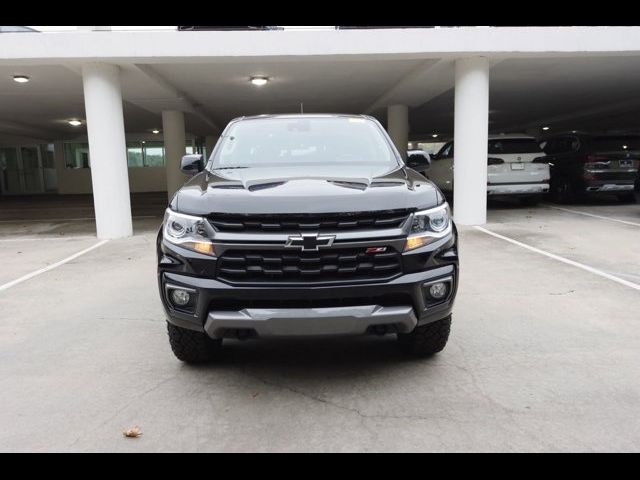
[425,134,550,205]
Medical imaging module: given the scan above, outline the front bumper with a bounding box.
[160,264,457,339]
[206,305,418,338]
[487,183,549,196]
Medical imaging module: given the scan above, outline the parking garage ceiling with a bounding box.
[2,54,640,141]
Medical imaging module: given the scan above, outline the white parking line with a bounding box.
[543,204,640,228]
[0,240,109,292]
[474,226,640,292]
[0,215,161,224]
[0,236,97,243]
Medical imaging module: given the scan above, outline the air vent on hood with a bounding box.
[248,181,287,192]
[210,183,245,190]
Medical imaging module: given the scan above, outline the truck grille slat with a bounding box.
[217,247,402,283]
[209,210,410,233]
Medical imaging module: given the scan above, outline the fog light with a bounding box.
[171,289,191,307]
[429,282,448,300]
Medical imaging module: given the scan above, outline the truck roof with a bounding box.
[231,113,372,122]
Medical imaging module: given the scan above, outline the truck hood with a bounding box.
[173,165,443,215]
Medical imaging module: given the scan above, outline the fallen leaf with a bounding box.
[123,426,142,438]
[252,392,260,398]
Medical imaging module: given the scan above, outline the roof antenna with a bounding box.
[300,102,304,114]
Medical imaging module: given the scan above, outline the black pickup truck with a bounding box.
[157,114,458,363]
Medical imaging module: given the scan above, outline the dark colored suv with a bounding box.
[157,114,458,363]
[541,133,639,203]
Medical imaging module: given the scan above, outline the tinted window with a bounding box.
[488,139,542,154]
[213,117,397,169]
[591,136,640,152]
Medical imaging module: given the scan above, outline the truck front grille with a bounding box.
[217,247,402,283]
[208,210,410,233]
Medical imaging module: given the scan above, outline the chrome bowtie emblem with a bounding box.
[285,234,336,251]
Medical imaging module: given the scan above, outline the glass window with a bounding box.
[127,142,144,167]
[212,117,397,170]
[65,141,172,168]
[64,143,90,169]
[144,142,165,167]
[0,147,19,193]
[488,139,542,154]
[41,144,55,169]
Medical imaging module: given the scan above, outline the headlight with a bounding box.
[405,203,452,252]
[163,209,215,256]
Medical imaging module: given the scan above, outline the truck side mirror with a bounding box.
[181,154,204,176]
[406,150,431,172]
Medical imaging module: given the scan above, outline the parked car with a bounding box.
[540,133,639,203]
[157,114,458,363]
[426,134,550,206]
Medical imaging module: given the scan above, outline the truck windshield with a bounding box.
[211,117,398,170]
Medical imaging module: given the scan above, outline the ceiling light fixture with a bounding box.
[542,126,550,131]
[68,119,82,127]
[152,129,160,134]
[432,134,439,138]
[13,75,30,83]
[250,76,269,87]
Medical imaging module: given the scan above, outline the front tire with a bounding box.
[167,322,222,363]
[398,316,452,357]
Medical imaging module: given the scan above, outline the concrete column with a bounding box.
[205,135,220,160]
[387,105,409,160]
[453,57,490,226]
[81,63,133,239]
[162,110,187,201]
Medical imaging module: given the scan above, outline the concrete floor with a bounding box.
[1,194,639,452]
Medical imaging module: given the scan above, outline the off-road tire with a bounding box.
[398,316,452,357]
[167,322,221,363]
